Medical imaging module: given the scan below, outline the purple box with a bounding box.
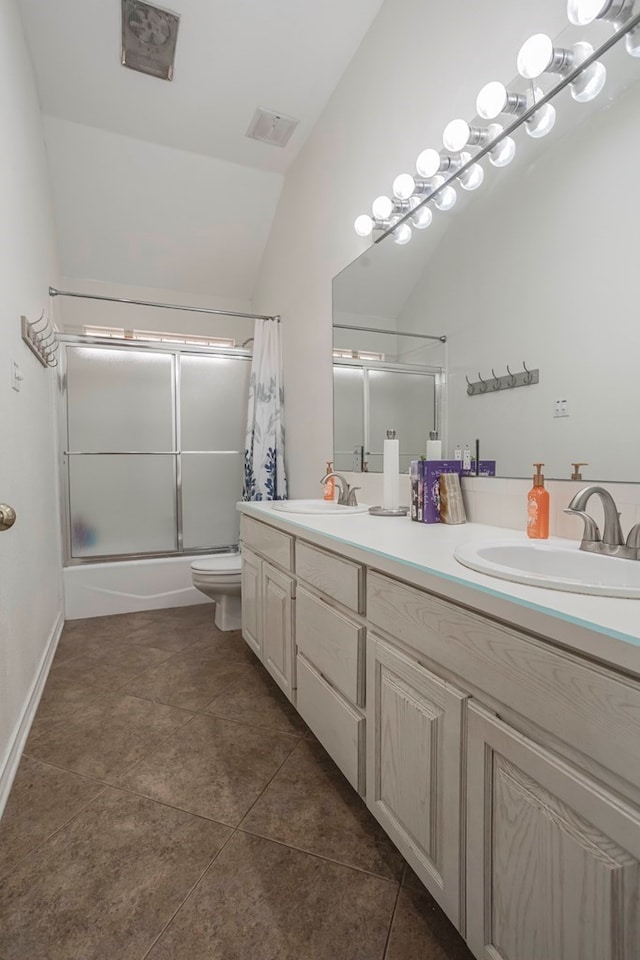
[421,460,462,523]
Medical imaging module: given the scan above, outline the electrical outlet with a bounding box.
[553,398,569,418]
[11,361,23,392]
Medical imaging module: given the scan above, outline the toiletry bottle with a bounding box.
[323,461,335,501]
[426,431,442,460]
[527,463,549,539]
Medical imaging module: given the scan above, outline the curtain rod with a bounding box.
[334,322,446,343]
[48,287,279,322]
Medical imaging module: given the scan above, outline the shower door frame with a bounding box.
[58,333,252,566]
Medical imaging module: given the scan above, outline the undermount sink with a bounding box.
[454,539,640,599]
[272,499,370,516]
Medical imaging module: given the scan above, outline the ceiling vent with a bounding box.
[246,108,299,148]
[121,0,180,81]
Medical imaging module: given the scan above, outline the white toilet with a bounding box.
[190,552,242,631]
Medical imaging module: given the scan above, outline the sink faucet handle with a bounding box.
[563,508,601,543]
[346,486,361,507]
[626,524,640,552]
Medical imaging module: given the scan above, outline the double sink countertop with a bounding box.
[237,502,640,679]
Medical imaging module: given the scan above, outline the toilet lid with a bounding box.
[190,554,242,574]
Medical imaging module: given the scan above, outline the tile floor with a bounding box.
[0,604,474,960]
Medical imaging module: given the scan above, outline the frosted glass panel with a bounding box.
[181,453,243,549]
[67,347,174,452]
[69,455,177,557]
[181,355,250,451]
[369,371,436,473]
[333,367,364,472]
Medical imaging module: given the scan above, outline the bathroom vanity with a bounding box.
[238,502,640,960]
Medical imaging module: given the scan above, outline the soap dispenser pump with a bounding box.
[527,463,549,539]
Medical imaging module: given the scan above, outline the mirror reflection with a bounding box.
[333,30,640,482]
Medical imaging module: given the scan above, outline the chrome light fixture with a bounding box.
[476,81,557,137]
[567,0,640,55]
[517,33,607,101]
[443,120,516,168]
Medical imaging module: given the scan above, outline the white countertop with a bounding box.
[238,502,640,677]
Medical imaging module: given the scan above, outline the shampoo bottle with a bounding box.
[527,463,549,539]
[323,461,335,501]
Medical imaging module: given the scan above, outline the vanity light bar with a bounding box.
[353,1,640,246]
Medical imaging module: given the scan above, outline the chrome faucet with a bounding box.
[564,485,640,560]
[320,471,361,507]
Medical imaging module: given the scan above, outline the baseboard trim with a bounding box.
[0,610,64,819]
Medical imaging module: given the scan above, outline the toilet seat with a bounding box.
[190,554,242,576]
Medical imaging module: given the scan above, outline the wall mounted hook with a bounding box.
[506,364,517,387]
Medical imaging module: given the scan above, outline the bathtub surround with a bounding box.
[0,0,63,816]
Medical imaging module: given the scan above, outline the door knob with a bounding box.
[0,504,16,531]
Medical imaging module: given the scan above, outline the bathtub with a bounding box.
[64,555,216,620]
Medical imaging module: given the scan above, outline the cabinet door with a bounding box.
[466,702,640,960]
[367,634,467,930]
[262,561,295,702]
[240,548,262,659]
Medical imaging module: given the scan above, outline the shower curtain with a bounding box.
[242,318,288,501]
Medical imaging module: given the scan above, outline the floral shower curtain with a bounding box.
[242,318,288,501]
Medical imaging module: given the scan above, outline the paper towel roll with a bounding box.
[426,439,442,459]
[383,431,399,510]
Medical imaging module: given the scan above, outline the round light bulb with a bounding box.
[409,198,433,229]
[517,34,554,80]
[432,176,457,211]
[354,214,374,237]
[443,119,470,153]
[526,102,556,139]
[393,222,412,245]
[626,26,640,56]
[458,154,484,191]
[415,148,442,179]
[371,195,393,220]
[567,0,611,25]
[393,173,416,200]
[488,123,516,167]
[571,59,607,101]
[476,81,509,120]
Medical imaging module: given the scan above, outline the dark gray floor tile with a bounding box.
[385,885,474,960]
[0,757,104,880]
[242,738,404,880]
[27,674,106,738]
[121,713,298,825]
[178,631,256,664]
[120,655,258,711]
[26,691,193,782]
[0,788,231,960]
[147,831,397,960]
[203,662,307,735]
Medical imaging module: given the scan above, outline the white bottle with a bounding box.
[383,429,400,511]
[426,431,442,460]
[462,444,472,471]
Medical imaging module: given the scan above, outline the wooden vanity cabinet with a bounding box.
[367,633,467,928]
[466,701,640,960]
[240,546,262,658]
[262,561,295,701]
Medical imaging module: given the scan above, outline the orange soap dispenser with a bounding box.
[527,463,549,539]
[323,461,335,501]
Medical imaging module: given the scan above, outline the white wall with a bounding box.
[0,0,63,810]
[43,117,284,302]
[252,0,565,496]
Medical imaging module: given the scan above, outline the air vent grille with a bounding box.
[121,0,180,81]
[246,108,299,148]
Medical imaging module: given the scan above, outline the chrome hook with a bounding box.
[523,361,533,384]
[506,364,517,387]
[477,371,488,393]
[466,374,474,395]
[30,309,47,335]
[491,368,501,390]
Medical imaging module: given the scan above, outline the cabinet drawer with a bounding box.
[240,516,293,571]
[296,587,364,705]
[295,540,363,613]
[296,655,364,794]
[368,570,640,788]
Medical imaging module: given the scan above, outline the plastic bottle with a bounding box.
[527,463,549,539]
[323,461,335,501]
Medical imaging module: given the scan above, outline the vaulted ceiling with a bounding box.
[18,0,384,298]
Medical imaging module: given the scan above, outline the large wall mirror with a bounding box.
[333,21,640,483]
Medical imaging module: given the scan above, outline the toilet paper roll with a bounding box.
[383,437,400,511]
